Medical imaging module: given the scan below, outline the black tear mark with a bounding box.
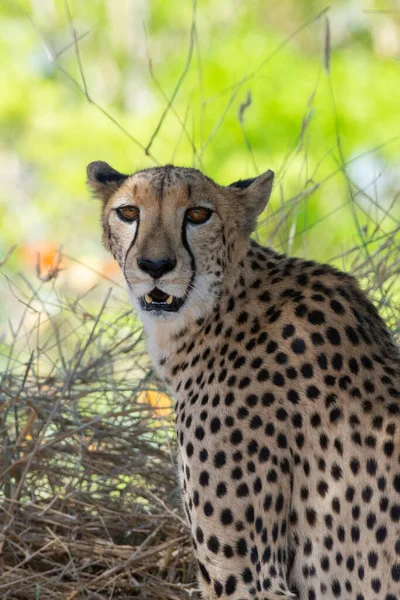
[123,219,140,282]
[181,219,196,300]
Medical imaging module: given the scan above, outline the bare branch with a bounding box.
[145,0,197,155]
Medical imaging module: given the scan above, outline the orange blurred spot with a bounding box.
[21,242,66,273]
[102,257,121,279]
[137,390,173,417]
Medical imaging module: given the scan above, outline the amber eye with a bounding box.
[116,205,139,222]
[186,206,212,225]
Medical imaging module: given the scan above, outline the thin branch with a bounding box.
[204,6,330,105]
[23,4,159,164]
[0,246,17,269]
[144,0,197,155]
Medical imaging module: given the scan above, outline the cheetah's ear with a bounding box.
[229,169,274,232]
[87,161,128,202]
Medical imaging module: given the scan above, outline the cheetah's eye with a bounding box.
[116,205,139,222]
[185,207,212,225]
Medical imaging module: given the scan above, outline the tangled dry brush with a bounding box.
[0,274,198,599]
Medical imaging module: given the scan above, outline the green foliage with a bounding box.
[0,1,399,329]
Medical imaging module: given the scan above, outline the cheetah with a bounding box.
[87,161,400,600]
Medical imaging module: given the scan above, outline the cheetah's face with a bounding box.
[87,163,273,325]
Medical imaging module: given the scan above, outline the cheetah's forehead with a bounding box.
[121,165,218,205]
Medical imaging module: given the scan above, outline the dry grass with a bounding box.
[0,280,198,599]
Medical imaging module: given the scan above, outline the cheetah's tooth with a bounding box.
[166,295,173,305]
[145,294,153,304]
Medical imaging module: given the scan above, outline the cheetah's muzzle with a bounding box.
[140,287,185,313]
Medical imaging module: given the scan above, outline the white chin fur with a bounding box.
[127,273,220,366]
[129,274,215,321]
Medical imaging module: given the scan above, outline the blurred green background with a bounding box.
[1,0,399,332]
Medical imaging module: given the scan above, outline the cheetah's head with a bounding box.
[87,163,273,326]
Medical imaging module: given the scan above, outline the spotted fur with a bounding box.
[88,162,400,600]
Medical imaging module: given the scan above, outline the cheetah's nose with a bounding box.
[137,257,177,279]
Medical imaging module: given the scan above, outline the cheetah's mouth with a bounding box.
[139,288,185,312]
